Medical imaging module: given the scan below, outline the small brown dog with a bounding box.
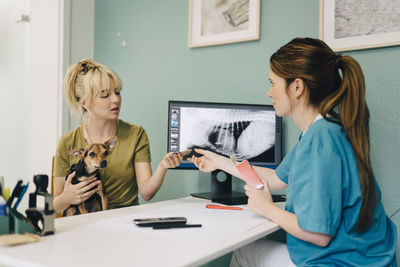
[63,137,117,216]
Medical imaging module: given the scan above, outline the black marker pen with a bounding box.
[153,224,202,230]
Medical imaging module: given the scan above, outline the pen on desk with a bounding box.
[206,204,243,211]
[0,175,4,196]
[13,182,29,210]
[6,180,23,207]
[153,224,202,229]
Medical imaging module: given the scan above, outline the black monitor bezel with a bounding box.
[167,100,282,169]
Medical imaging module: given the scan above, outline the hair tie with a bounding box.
[335,53,342,66]
[81,63,89,74]
[80,61,97,74]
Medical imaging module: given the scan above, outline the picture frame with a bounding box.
[188,0,260,48]
[319,0,400,52]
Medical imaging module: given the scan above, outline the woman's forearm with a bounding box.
[266,204,332,247]
[139,164,167,201]
[218,155,242,177]
[218,156,287,191]
[53,194,71,214]
[252,166,287,191]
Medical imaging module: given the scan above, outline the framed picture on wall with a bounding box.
[188,0,260,48]
[319,0,400,52]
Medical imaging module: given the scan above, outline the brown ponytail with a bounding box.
[320,56,377,232]
[271,38,377,232]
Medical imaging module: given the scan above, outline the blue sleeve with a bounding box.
[275,144,297,184]
[291,137,343,236]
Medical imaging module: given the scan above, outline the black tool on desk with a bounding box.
[25,174,55,236]
[180,148,204,160]
[134,217,187,227]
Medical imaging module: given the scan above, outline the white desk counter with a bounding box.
[0,197,282,267]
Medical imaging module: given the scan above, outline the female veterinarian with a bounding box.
[189,38,397,266]
[53,58,182,215]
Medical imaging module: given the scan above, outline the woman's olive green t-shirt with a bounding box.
[53,119,151,209]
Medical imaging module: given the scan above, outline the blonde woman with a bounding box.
[53,58,182,215]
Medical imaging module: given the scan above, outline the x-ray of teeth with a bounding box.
[180,107,275,161]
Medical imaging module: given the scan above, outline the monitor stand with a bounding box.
[190,170,247,201]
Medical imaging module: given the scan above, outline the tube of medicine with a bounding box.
[0,196,7,216]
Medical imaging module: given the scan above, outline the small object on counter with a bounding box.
[0,233,40,246]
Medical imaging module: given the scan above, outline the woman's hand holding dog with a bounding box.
[63,172,101,205]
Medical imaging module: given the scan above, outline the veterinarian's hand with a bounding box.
[187,149,221,173]
[63,172,101,205]
[160,152,183,169]
[244,180,274,218]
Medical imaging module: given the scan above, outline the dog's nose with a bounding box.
[100,160,107,168]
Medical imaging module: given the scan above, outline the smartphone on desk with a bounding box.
[133,217,187,227]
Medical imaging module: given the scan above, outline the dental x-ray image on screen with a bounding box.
[168,101,281,168]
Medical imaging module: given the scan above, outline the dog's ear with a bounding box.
[105,136,117,152]
[67,148,85,158]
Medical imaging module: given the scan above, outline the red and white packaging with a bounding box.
[236,160,264,190]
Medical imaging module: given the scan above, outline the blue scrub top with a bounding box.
[276,118,397,266]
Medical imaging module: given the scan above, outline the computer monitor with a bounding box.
[167,100,282,202]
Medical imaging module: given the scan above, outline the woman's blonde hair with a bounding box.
[64,58,122,119]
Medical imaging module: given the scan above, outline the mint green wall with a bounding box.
[95,0,399,264]
[94,0,316,200]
